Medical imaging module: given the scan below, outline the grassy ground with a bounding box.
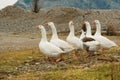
[11,63,120,80]
[0,33,120,80]
[0,48,120,80]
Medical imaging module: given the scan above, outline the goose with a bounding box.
[81,21,100,57]
[36,25,64,62]
[82,21,94,38]
[66,21,83,58]
[46,22,75,53]
[93,20,117,49]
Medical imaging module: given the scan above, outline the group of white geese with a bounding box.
[36,20,118,62]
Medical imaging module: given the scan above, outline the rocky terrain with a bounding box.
[0,6,120,34]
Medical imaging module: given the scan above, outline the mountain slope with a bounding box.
[15,0,120,9]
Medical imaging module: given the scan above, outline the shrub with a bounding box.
[106,23,117,36]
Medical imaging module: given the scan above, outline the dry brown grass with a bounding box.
[106,22,117,36]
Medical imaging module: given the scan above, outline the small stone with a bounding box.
[35,62,40,65]
[84,67,89,70]
[25,63,29,66]
[28,56,33,59]
[57,61,67,66]
[8,74,13,79]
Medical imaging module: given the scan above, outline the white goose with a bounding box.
[36,25,64,62]
[93,20,117,49]
[46,22,75,53]
[66,21,83,57]
[83,21,94,38]
[81,21,100,57]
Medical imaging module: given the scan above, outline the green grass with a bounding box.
[0,47,119,80]
[0,48,41,71]
[10,63,120,80]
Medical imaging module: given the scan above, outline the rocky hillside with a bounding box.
[0,6,120,34]
[15,0,120,9]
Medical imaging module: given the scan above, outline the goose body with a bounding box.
[81,21,100,56]
[37,25,64,57]
[47,22,74,53]
[93,20,117,49]
[82,37,100,53]
[66,21,83,50]
[40,41,63,57]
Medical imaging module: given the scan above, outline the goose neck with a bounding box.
[41,27,48,42]
[95,23,101,36]
[86,25,92,36]
[51,24,58,39]
[69,25,75,37]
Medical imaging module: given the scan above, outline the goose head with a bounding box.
[84,21,90,27]
[36,25,48,41]
[81,21,90,32]
[82,21,92,37]
[69,21,74,27]
[36,25,45,33]
[45,22,56,30]
[93,20,100,25]
[46,22,54,27]
[45,22,58,39]
[93,20,101,36]
[68,21,75,37]
[36,25,43,30]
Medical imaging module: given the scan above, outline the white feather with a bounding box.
[38,25,64,57]
[94,20,117,49]
[47,22,75,53]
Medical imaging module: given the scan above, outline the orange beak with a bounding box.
[71,22,74,25]
[79,24,82,27]
[93,20,96,24]
[45,22,48,26]
[36,26,40,29]
[84,21,86,24]
[70,21,74,25]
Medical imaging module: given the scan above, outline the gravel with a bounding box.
[0,6,120,33]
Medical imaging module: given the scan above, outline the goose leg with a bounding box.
[73,50,79,59]
[86,51,95,57]
[86,53,90,58]
[85,47,92,57]
[56,55,62,62]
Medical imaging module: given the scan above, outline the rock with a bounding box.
[57,61,67,67]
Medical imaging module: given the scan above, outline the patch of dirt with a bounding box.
[0,36,39,52]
